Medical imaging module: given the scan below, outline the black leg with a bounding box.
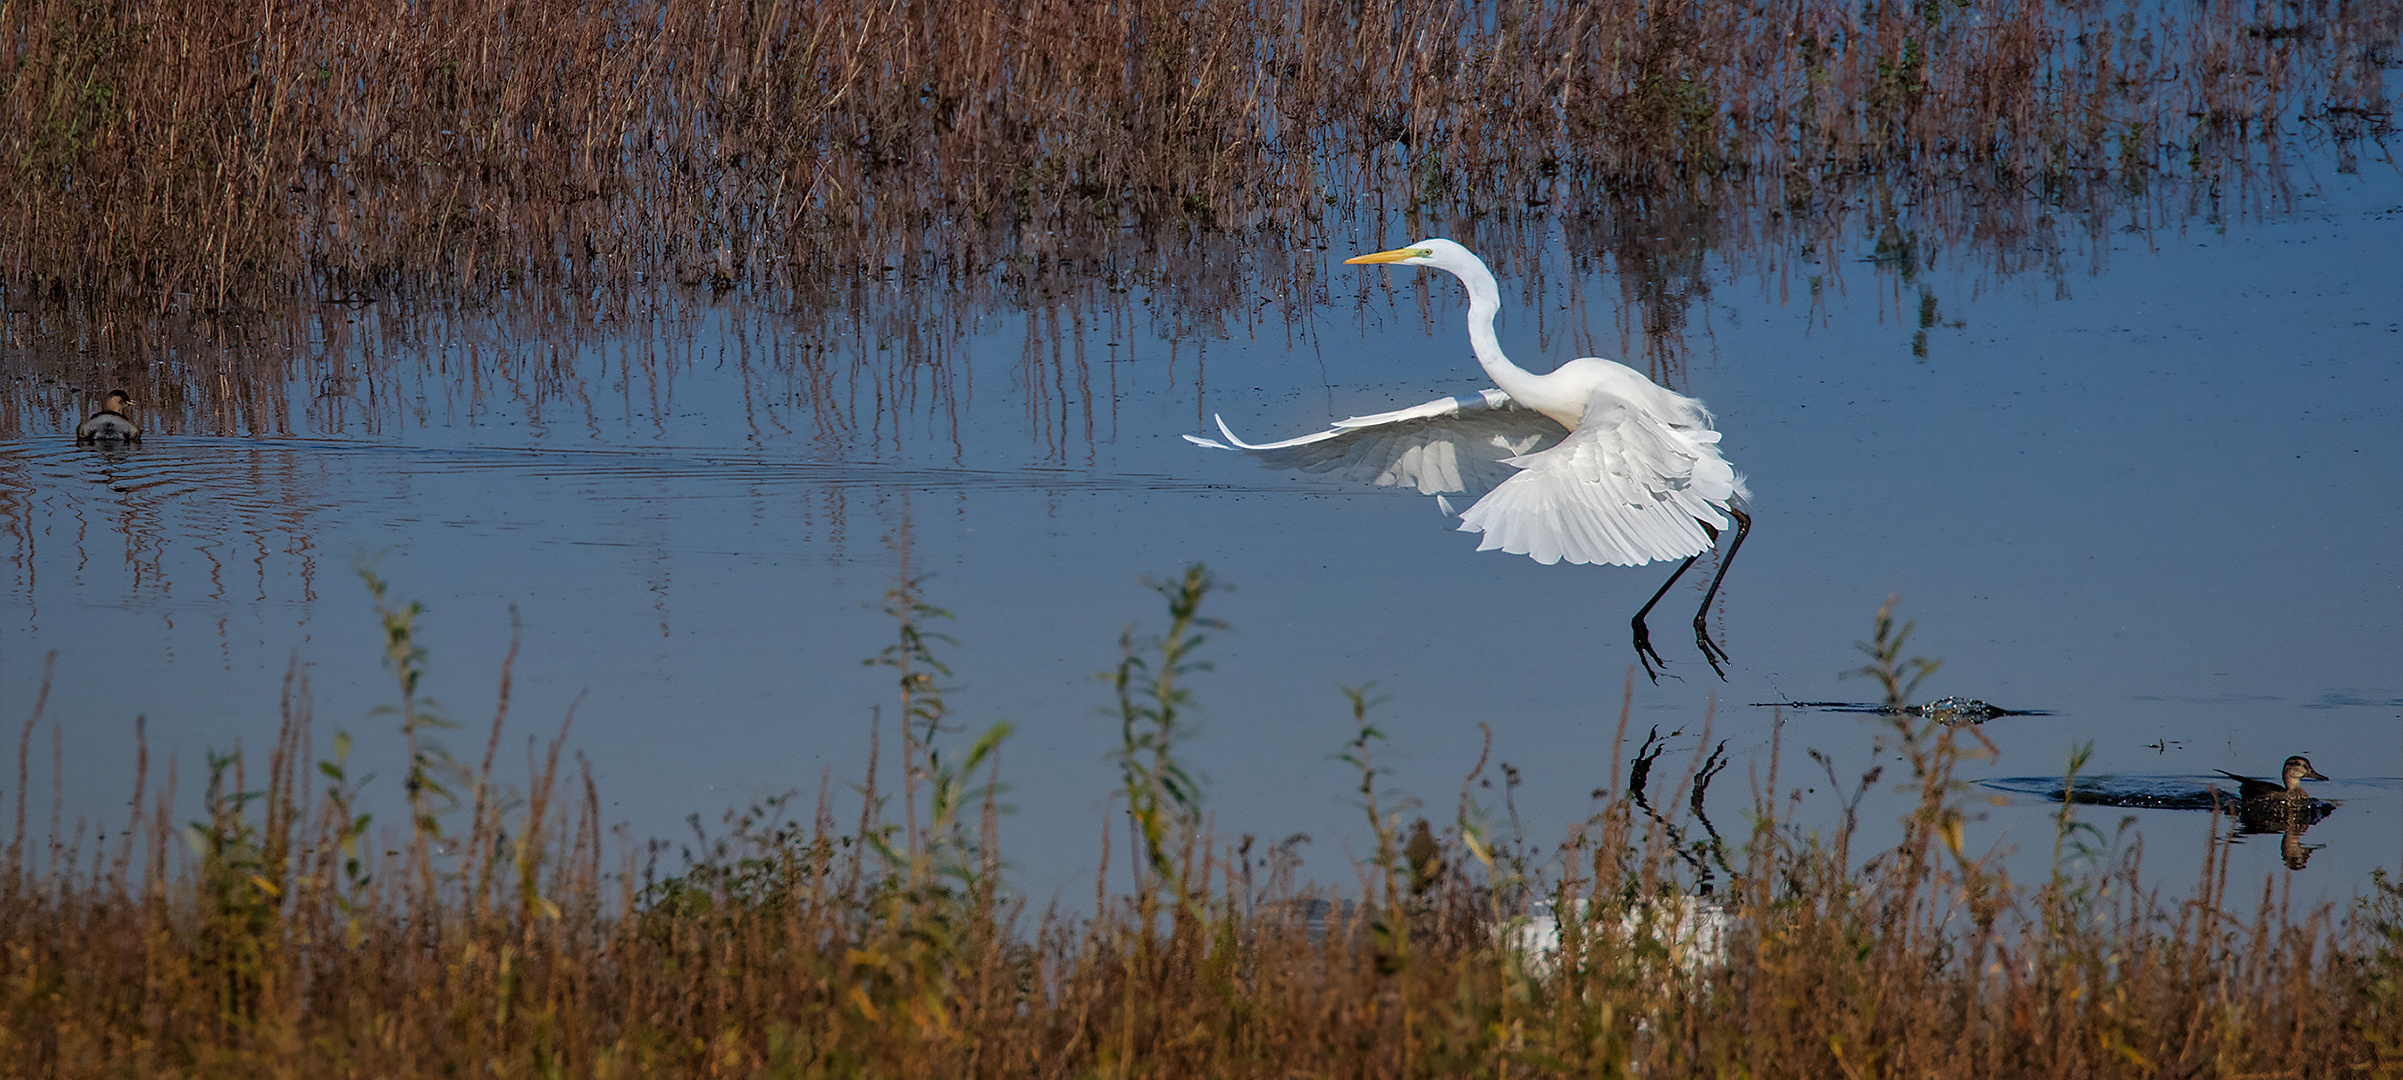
[1632,551,1703,684]
[1691,507,1751,680]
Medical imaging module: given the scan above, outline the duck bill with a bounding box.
[1344,247,1418,265]
[2304,766,2331,781]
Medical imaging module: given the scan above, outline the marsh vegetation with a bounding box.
[6,575,2403,1076]
[5,0,2396,434]
[5,3,2401,1074]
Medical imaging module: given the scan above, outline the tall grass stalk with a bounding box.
[1111,564,1218,924]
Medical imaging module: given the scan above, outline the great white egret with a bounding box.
[75,390,141,442]
[1186,238,1749,680]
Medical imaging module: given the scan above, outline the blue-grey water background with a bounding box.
[5,169,2398,911]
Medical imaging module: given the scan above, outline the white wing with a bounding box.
[1458,388,1742,567]
[1185,389,1569,506]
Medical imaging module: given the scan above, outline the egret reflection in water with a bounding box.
[1189,239,1749,681]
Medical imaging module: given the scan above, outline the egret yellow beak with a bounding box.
[1344,247,1422,265]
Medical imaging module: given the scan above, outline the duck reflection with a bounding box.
[2276,822,2323,871]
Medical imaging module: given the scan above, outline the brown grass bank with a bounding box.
[4,573,2402,1078]
[4,0,2394,314]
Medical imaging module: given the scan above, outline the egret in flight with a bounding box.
[1186,239,1749,680]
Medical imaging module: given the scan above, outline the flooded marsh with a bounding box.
[3,0,2402,1074]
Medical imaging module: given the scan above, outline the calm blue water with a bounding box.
[5,175,2398,912]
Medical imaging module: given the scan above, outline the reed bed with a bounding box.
[4,574,2400,1078]
[3,0,2391,313]
[5,0,2393,444]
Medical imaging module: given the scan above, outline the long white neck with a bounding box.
[1451,258,1540,401]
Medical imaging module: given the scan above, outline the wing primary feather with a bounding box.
[1208,413,1346,452]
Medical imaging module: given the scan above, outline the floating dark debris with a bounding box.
[1753,697,2049,724]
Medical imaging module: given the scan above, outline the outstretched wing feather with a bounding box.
[1186,390,1568,502]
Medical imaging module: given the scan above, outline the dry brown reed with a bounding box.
[4,0,2393,446]
[3,0,2391,313]
[4,578,2403,1078]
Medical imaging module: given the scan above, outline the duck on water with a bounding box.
[1981,754,2337,827]
[76,390,141,442]
[2213,754,2330,804]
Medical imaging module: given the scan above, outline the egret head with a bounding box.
[1344,238,1478,272]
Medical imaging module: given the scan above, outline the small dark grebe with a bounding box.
[75,390,141,442]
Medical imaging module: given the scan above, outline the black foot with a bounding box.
[1633,617,1668,684]
[1694,616,1730,681]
